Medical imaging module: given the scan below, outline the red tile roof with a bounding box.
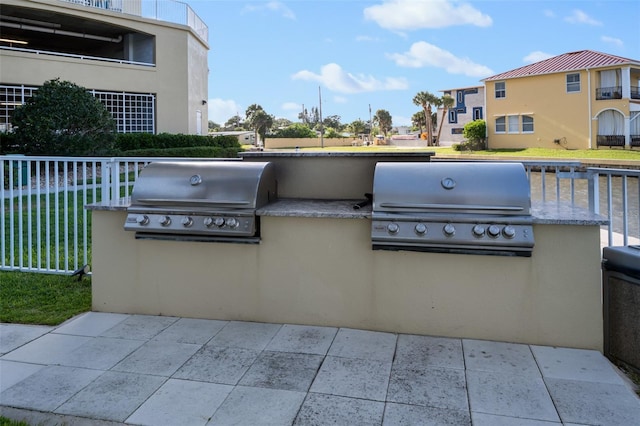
[483,50,640,81]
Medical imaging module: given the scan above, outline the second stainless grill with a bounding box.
[371,162,534,256]
[124,161,277,243]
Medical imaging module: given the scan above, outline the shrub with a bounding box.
[121,146,239,158]
[114,134,240,156]
[11,79,116,156]
[269,123,316,138]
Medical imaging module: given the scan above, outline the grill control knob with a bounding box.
[487,225,501,238]
[204,217,214,228]
[181,216,193,228]
[387,223,399,234]
[502,225,516,239]
[443,223,456,237]
[472,225,485,237]
[415,223,427,235]
[226,218,239,229]
[159,216,171,227]
[136,215,149,226]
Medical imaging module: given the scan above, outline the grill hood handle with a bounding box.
[136,198,251,207]
[378,202,524,211]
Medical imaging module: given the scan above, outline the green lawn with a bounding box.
[281,145,640,161]
[0,270,91,325]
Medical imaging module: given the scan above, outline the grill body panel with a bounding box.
[124,161,276,242]
[371,162,534,256]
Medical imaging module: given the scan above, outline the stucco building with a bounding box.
[482,50,640,150]
[0,0,209,135]
[436,86,484,147]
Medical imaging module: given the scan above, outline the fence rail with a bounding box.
[2,156,639,274]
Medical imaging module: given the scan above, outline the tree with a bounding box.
[273,117,292,129]
[347,119,367,137]
[245,104,274,145]
[411,111,426,135]
[412,91,440,146]
[224,115,244,130]
[435,94,455,146]
[323,115,343,131]
[11,78,116,155]
[373,109,393,138]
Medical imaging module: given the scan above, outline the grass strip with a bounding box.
[0,271,91,325]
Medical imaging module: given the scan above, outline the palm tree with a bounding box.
[373,109,393,140]
[411,111,426,136]
[435,94,455,146]
[412,91,439,146]
[245,104,274,146]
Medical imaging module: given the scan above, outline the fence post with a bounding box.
[587,170,599,215]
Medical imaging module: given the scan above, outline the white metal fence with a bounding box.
[1,156,639,274]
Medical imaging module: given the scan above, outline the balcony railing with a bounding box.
[597,135,626,147]
[631,86,640,99]
[596,86,623,100]
[58,0,208,42]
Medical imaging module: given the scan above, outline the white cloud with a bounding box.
[364,0,492,31]
[334,96,348,104]
[387,41,494,77]
[543,9,555,18]
[242,1,296,20]
[564,9,602,26]
[523,51,554,63]
[208,98,242,124]
[291,63,408,94]
[601,36,623,48]
[281,102,300,111]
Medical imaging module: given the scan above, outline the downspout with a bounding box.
[587,67,592,149]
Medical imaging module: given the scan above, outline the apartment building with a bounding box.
[482,50,640,150]
[0,0,209,135]
[436,86,484,147]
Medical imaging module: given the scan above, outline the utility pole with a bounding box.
[319,86,324,148]
[369,104,372,145]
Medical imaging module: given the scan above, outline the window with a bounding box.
[457,91,464,103]
[93,90,156,133]
[508,115,519,133]
[448,110,457,123]
[567,73,580,92]
[473,107,483,120]
[495,116,506,133]
[495,82,506,98]
[522,115,534,133]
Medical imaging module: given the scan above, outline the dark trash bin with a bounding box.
[602,245,640,372]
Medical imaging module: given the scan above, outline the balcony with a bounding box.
[58,0,208,42]
[596,86,622,100]
[597,135,640,148]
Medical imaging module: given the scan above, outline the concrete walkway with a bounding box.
[1,312,639,425]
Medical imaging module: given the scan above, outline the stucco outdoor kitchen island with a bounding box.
[87,153,607,351]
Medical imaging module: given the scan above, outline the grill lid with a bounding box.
[372,162,531,216]
[130,161,276,210]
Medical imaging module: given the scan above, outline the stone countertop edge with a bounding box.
[87,198,608,225]
[240,151,436,158]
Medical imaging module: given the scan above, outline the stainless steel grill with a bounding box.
[371,162,534,256]
[124,161,277,243]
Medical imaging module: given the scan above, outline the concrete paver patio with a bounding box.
[1,312,639,425]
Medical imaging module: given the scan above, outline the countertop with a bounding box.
[87,198,608,225]
[240,151,436,158]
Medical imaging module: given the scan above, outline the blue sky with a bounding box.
[188,0,640,127]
